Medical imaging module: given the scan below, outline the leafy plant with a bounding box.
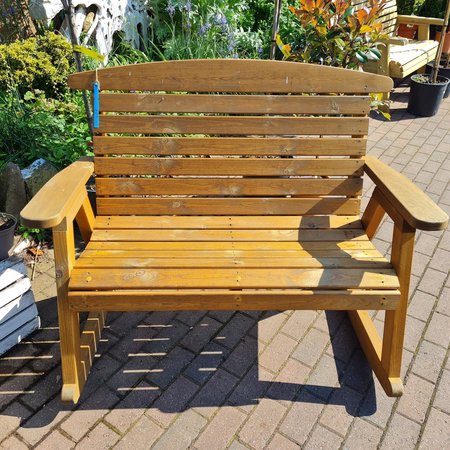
[418,0,446,18]
[0,89,92,170]
[0,31,73,97]
[285,0,389,69]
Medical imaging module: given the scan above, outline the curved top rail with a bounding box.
[68,59,393,94]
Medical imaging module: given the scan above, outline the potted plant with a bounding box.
[408,0,450,116]
[0,213,17,261]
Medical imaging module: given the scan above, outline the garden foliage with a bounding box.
[286,0,388,69]
[0,31,73,97]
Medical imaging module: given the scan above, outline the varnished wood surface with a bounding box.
[93,137,367,156]
[68,60,393,93]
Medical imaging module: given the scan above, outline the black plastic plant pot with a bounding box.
[407,75,450,117]
[426,63,450,98]
[0,213,17,261]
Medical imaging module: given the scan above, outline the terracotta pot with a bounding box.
[435,30,450,55]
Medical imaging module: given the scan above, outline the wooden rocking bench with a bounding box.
[20,60,448,404]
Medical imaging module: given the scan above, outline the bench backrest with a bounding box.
[68,60,391,217]
[352,0,398,36]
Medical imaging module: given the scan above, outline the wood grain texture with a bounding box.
[20,160,94,229]
[96,178,363,197]
[100,93,372,114]
[94,215,362,230]
[365,156,449,230]
[96,197,361,216]
[93,136,367,156]
[68,60,393,93]
[96,115,369,135]
[95,157,364,176]
[68,289,400,312]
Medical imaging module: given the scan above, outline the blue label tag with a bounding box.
[93,81,100,129]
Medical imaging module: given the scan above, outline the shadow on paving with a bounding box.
[0,299,379,428]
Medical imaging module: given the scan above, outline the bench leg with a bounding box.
[349,219,415,396]
[53,219,85,403]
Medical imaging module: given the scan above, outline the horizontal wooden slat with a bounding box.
[90,228,367,242]
[96,116,369,135]
[93,137,367,156]
[69,267,399,290]
[74,256,390,269]
[99,93,371,114]
[81,248,384,259]
[94,215,362,230]
[96,178,363,197]
[85,240,378,251]
[68,289,401,311]
[68,60,393,93]
[95,157,364,176]
[96,197,360,215]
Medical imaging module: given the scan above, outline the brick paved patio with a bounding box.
[1,81,449,449]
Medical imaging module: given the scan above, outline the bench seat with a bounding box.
[68,215,400,311]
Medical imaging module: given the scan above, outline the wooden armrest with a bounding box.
[397,15,445,27]
[364,156,448,231]
[21,160,94,229]
[387,37,410,46]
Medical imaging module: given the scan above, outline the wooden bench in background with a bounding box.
[353,0,444,80]
[21,60,448,404]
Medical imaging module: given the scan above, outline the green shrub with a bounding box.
[0,90,92,170]
[0,31,73,97]
[418,0,446,18]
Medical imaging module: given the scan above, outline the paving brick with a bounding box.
[176,311,205,327]
[291,328,329,368]
[191,368,238,418]
[148,345,195,388]
[75,422,119,450]
[412,340,447,383]
[408,290,436,322]
[266,433,300,450]
[259,333,297,374]
[433,369,450,415]
[344,418,383,449]
[319,386,363,437]
[140,319,190,355]
[0,401,32,442]
[267,358,310,405]
[417,268,447,297]
[380,413,421,450]
[227,440,250,450]
[222,336,258,378]
[255,312,288,344]
[228,365,274,412]
[183,342,228,384]
[436,287,450,317]
[279,391,324,446]
[238,398,286,449]
[17,396,72,446]
[104,381,160,434]
[280,310,318,341]
[325,318,358,363]
[304,424,342,450]
[306,354,342,400]
[0,435,29,450]
[114,415,164,450]
[60,385,119,442]
[208,310,235,323]
[34,430,75,450]
[404,315,426,352]
[397,373,435,424]
[419,407,450,449]
[147,376,198,428]
[213,313,254,349]
[180,316,222,353]
[360,381,396,429]
[194,407,246,450]
[152,409,207,450]
[424,311,450,349]
[313,310,345,335]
